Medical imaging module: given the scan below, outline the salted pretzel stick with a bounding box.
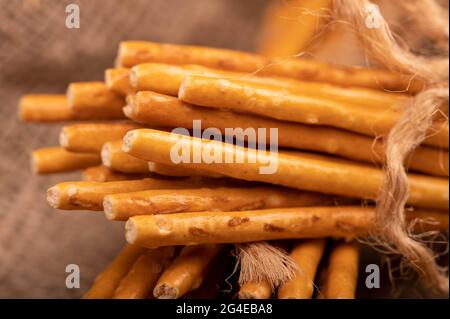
[179,76,448,149]
[277,239,326,299]
[82,165,153,182]
[47,177,222,211]
[258,0,333,58]
[67,82,125,118]
[117,41,423,92]
[113,247,175,299]
[125,207,448,247]
[130,64,407,110]
[31,147,100,174]
[83,244,146,299]
[148,162,222,178]
[105,68,135,96]
[125,92,447,177]
[153,245,222,299]
[60,122,141,153]
[101,140,149,173]
[323,241,359,299]
[123,129,449,209]
[103,187,345,221]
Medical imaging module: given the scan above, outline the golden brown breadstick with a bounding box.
[125,207,448,248]
[257,0,333,58]
[147,162,223,178]
[83,244,146,299]
[277,239,326,299]
[179,76,447,149]
[131,63,408,110]
[48,177,237,211]
[105,68,135,96]
[60,122,141,153]
[113,247,175,299]
[67,82,125,119]
[126,92,447,177]
[123,129,448,209]
[82,165,153,182]
[153,245,222,299]
[117,41,424,92]
[31,147,100,174]
[238,281,272,299]
[101,140,149,173]
[18,95,78,122]
[103,187,344,220]
[323,241,359,299]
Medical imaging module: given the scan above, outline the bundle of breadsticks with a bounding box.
[19,1,448,299]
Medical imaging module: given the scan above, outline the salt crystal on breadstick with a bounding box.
[125,207,448,248]
[31,147,100,174]
[178,76,448,149]
[83,244,146,299]
[122,129,448,209]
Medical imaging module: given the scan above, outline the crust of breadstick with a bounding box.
[103,187,345,221]
[238,281,272,299]
[59,122,141,153]
[19,95,78,122]
[130,64,408,111]
[324,241,359,299]
[31,147,100,174]
[101,140,149,173]
[148,162,223,178]
[179,76,447,149]
[67,82,125,118]
[277,239,326,299]
[105,68,135,96]
[113,247,175,299]
[83,244,146,299]
[47,178,213,211]
[117,41,424,93]
[153,245,222,299]
[82,165,153,182]
[257,0,333,58]
[125,206,448,247]
[122,129,449,209]
[126,92,447,177]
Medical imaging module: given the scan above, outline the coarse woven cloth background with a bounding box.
[0,0,445,298]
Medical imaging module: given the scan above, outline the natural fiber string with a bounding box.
[333,0,449,294]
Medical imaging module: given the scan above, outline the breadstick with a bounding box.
[113,247,175,299]
[257,0,333,58]
[126,92,447,176]
[148,162,223,178]
[105,68,135,96]
[83,244,146,299]
[238,281,272,299]
[323,241,359,299]
[60,122,141,153]
[67,82,125,118]
[117,41,424,92]
[82,165,153,182]
[103,186,344,220]
[31,147,100,174]
[122,129,449,209]
[19,95,79,122]
[101,140,149,173]
[153,245,222,299]
[179,76,447,149]
[125,207,448,247]
[277,239,326,299]
[130,63,408,111]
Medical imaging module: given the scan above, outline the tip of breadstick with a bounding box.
[47,187,61,208]
[121,131,137,153]
[103,196,116,220]
[129,68,138,88]
[59,129,69,148]
[153,284,178,299]
[100,143,112,167]
[30,152,40,174]
[125,218,137,243]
